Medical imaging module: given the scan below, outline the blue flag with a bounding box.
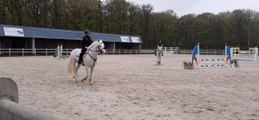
[226,46,231,63]
[192,43,199,64]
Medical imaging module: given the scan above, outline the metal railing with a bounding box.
[0,48,228,57]
[0,48,156,57]
[0,48,59,56]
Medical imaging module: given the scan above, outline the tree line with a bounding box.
[1,0,259,49]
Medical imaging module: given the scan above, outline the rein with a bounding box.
[87,52,97,62]
[88,44,104,53]
[86,43,104,62]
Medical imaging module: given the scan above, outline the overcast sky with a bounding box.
[126,0,259,16]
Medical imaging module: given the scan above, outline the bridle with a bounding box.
[97,44,105,54]
[86,43,105,63]
[88,44,104,53]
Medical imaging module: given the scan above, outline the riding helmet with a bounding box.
[84,29,90,34]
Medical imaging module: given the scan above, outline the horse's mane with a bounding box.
[88,40,102,49]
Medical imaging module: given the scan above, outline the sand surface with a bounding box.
[0,54,259,120]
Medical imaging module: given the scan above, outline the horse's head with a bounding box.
[97,40,106,54]
[88,40,106,54]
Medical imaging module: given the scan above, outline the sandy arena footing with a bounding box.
[0,54,259,120]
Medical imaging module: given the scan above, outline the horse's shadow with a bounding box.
[64,78,106,87]
[59,79,100,92]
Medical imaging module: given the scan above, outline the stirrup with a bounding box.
[78,60,82,64]
[78,61,84,66]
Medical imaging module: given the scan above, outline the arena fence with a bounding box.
[0,77,60,120]
[0,48,231,57]
[0,48,155,57]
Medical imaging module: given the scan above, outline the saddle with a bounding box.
[77,49,89,66]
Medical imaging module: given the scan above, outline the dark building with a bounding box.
[0,24,142,53]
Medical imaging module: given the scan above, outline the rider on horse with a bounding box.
[78,29,93,64]
[157,40,163,56]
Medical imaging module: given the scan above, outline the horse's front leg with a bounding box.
[159,55,161,65]
[89,64,96,85]
[162,51,163,56]
[81,66,89,82]
[157,56,160,65]
[157,55,161,65]
[73,63,81,81]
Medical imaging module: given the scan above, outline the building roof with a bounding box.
[0,24,142,43]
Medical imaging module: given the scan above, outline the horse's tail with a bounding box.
[67,53,74,74]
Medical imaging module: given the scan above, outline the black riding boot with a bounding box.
[78,54,83,64]
[78,48,86,65]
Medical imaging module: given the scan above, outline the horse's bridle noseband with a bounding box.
[88,44,104,53]
[86,44,105,63]
[97,45,105,54]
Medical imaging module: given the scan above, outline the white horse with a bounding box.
[155,46,163,65]
[67,40,106,85]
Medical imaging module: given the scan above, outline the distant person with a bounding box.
[78,29,93,64]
